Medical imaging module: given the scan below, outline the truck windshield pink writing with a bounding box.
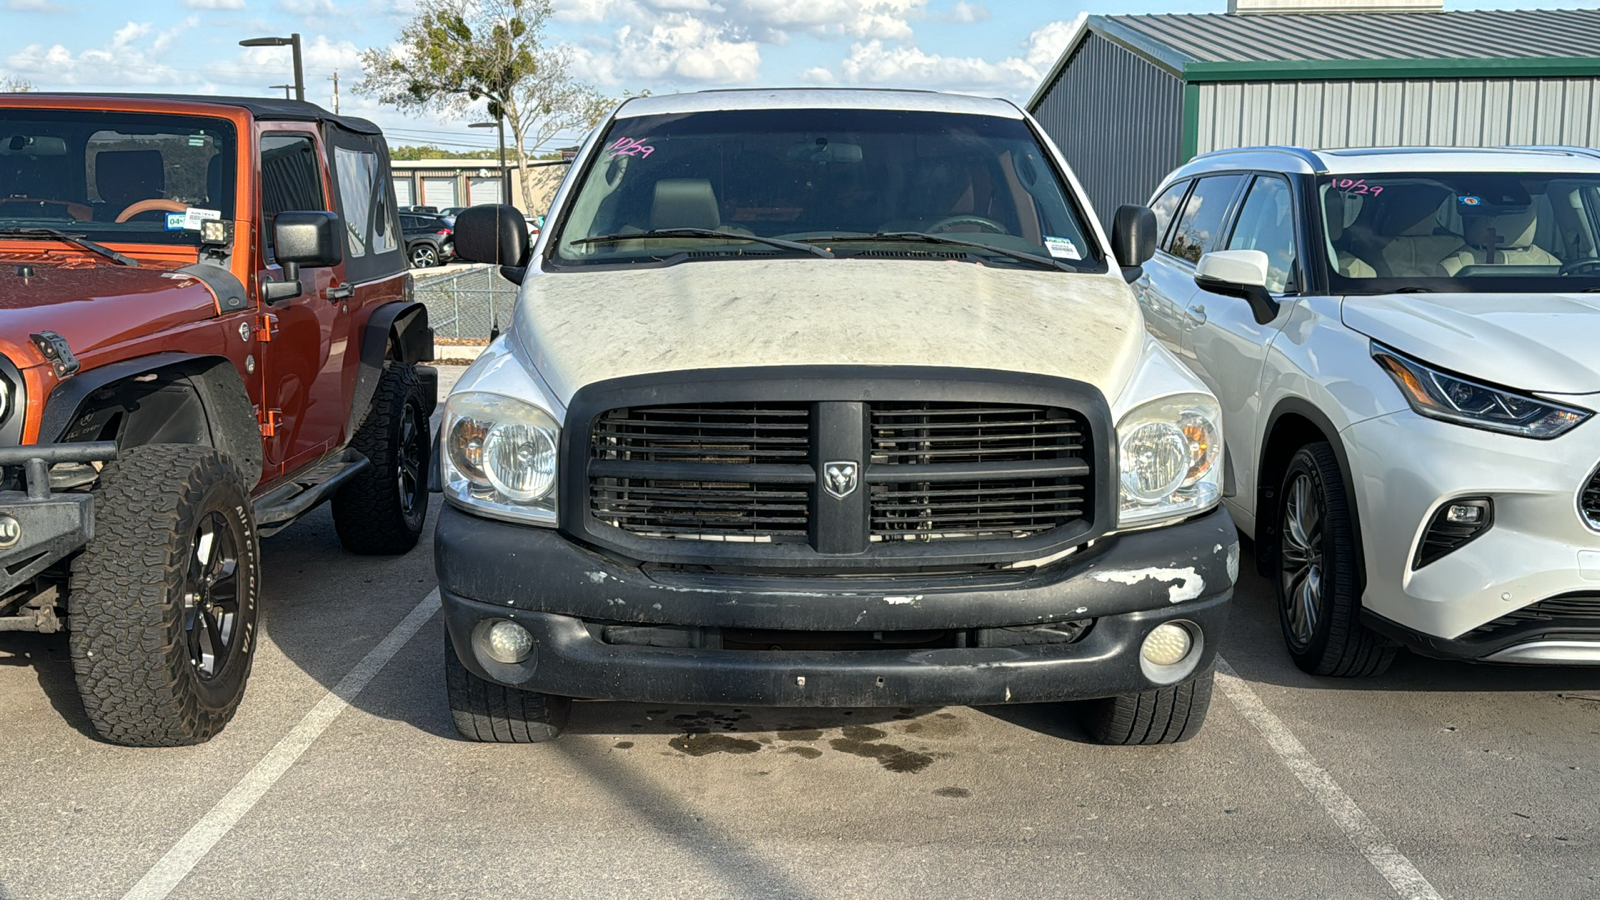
[608,137,655,159]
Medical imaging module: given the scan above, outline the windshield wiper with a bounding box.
[801,231,1073,272]
[0,227,139,267]
[571,228,832,259]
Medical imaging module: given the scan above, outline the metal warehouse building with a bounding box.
[1028,1,1600,224]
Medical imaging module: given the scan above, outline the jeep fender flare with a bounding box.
[40,353,262,483]
[347,301,434,439]
[1254,396,1366,595]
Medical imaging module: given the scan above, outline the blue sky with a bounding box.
[1,0,1591,152]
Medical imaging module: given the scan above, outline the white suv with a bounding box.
[1137,146,1600,676]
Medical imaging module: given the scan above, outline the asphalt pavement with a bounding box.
[2,367,1598,899]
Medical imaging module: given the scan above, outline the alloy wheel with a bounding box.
[412,245,437,267]
[1280,472,1324,650]
[182,511,242,680]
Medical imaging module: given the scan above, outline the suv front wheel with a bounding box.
[69,444,261,746]
[1276,443,1397,677]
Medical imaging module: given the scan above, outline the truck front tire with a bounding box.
[1082,666,1214,745]
[444,633,570,743]
[333,362,431,555]
[69,444,261,747]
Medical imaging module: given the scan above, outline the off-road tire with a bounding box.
[69,444,260,747]
[1276,443,1397,678]
[332,362,431,555]
[445,632,570,743]
[1083,666,1214,746]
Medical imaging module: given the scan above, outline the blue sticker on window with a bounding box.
[165,212,187,230]
[1459,195,1482,207]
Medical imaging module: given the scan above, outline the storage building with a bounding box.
[1027,1,1600,224]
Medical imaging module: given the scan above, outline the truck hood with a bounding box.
[0,256,218,364]
[1341,292,1600,395]
[514,259,1144,406]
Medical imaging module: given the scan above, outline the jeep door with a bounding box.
[1183,173,1303,518]
[254,125,352,477]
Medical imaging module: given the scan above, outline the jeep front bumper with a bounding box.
[436,504,1238,707]
[0,442,116,601]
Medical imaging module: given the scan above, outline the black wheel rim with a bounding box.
[183,511,242,680]
[397,399,426,522]
[1280,472,1324,650]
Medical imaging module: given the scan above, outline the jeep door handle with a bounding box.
[1185,304,1207,326]
[327,284,354,301]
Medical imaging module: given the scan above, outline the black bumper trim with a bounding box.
[443,588,1229,707]
[1362,608,1600,663]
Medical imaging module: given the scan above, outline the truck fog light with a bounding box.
[484,620,534,664]
[1142,623,1192,667]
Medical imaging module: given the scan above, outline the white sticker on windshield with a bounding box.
[1044,236,1081,260]
[183,207,221,230]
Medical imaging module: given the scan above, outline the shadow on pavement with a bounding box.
[0,631,98,741]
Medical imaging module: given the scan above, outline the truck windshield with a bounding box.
[1320,172,1600,292]
[0,108,236,246]
[551,107,1100,271]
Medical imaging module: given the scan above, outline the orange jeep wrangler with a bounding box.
[0,94,435,746]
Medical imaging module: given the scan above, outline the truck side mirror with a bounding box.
[1110,204,1157,283]
[1195,249,1280,325]
[264,211,343,304]
[454,204,530,283]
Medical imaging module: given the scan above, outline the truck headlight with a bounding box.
[1372,343,1590,439]
[1117,393,1222,529]
[441,391,560,526]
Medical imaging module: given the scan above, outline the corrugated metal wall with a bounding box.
[1031,33,1184,226]
[1195,77,1600,153]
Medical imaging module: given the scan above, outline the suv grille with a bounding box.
[1582,466,1600,529]
[1467,593,1600,638]
[587,399,1094,552]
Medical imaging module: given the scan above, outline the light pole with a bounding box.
[469,119,511,207]
[268,84,294,99]
[240,33,304,102]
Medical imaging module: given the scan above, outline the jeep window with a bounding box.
[261,133,324,258]
[550,107,1100,271]
[333,145,397,258]
[0,109,235,245]
[1226,176,1298,293]
[1166,174,1244,265]
[1320,172,1600,292]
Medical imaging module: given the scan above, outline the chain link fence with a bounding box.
[411,265,520,342]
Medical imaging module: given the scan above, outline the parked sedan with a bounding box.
[401,213,455,268]
[1135,145,1600,676]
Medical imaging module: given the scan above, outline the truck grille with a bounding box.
[586,399,1095,552]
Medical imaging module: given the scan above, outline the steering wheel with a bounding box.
[115,199,189,223]
[1558,258,1600,276]
[926,215,1009,235]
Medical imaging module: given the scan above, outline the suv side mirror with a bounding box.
[454,204,530,283]
[1110,204,1157,282]
[264,211,343,304]
[1195,249,1280,325]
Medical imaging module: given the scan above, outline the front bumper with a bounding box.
[0,442,117,598]
[436,504,1237,706]
[1344,411,1600,660]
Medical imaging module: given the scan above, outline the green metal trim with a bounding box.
[1183,56,1600,83]
[1181,83,1200,163]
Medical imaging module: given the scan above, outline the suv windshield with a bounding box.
[551,107,1100,271]
[0,108,236,246]
[1320,172,1600,292]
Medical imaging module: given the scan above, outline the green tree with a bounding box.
[1,75,34,93]
[357,0,607,210]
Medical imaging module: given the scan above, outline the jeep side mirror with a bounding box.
[1110,204,1157,283]
[1195,249,1280,325]
[264,211,343,304]
[454,204,530,284]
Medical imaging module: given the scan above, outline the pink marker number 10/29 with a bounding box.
[1332,177,1383,196]
[608,137,655,159]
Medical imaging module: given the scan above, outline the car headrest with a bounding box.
[1488,206,1539,250]
[1377,185,1449,237]
[96,149,165,208]
[651,178,720,231]
[1323,189,1346,241]
[205,153,225,206]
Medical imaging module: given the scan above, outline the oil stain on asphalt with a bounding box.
[660,710,947,773]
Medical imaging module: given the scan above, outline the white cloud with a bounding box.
[940,2,988,24]
[185,0,246,9]
[569,14,762,85]
[6,0,68,11]
[1024,18,1078,70]
[807,18,1077,99]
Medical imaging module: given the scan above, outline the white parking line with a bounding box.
[121,589,442,900]
[1216,658,1442,900]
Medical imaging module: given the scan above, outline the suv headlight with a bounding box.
[1116,392,1222,529]
[441,391,561,526]
[1373,344,1591,439]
